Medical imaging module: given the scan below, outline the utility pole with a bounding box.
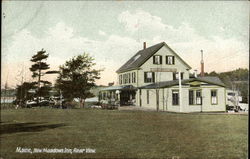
[200,50,204,77]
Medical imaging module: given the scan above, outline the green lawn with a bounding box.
[0,108,248,159]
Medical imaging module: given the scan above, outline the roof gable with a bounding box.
[116,42,191,73]
[116,42,165,73]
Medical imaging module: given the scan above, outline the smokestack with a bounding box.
[143,42,146,49]
[200,50,204,77]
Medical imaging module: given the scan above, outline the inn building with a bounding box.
[99,42,226,112]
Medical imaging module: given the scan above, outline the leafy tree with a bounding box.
[208,71,218,77]
[55,53,102,108]
[15,82,36,106]
[30,49,52,104]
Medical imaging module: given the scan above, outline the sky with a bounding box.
[2,1,249,88]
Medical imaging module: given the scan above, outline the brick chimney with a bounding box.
[143,42,146,49]
[200,50,204,77]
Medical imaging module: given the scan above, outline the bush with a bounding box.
[63,101,80,109]
[0,103,16,109]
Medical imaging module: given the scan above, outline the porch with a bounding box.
[99,85,137,106]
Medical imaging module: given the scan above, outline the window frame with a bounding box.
[128,73,131,83]
[189,90,194,105]
[133,72,136,83]
[166,55,175,65]
[196,90,202,105]
[211,89,218,105]
[122,74,125,84]
[119,75,122,84]
[144,72,155,83]
[172,90,179,106]
[153,55,162,65]
[173,72,184,80]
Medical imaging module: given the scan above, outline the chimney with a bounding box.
[143,42,146,49]
[200,50,204,77]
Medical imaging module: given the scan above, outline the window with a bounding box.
[128,73,131,83]
[103,92,106,99]
[122,74,125,84]
[211,90,218,105]
[153,55,162,64]
[126,74,128,84]
[173,72,184,80]
[124,74,128,84]
[123,74,126,84]
[189,90,194,105]
[131,73,134,83]
[132,72,136,83]
[172,90,179,105]
[147,90,149,104]
[119,75,122,84]
[144,72,155,83]
[166,56,175,65]
[196,90,202,105]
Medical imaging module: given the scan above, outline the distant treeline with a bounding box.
[204,68,249,103]
[1,89,16,97]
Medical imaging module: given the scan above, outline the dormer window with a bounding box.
[166,55,175,65]
[153,55,162,64]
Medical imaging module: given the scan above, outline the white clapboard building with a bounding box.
[99,42,226,112]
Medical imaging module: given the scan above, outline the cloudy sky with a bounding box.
[2,1,249,88]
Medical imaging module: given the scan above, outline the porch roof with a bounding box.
[139,76,225,89]
[101,85,137,91]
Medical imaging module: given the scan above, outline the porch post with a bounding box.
[116,90,120,107]
[178,71,182,112]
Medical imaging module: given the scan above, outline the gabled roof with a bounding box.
[139,76,225,89]
[116,42,192,73]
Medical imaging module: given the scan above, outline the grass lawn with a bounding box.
[0,108,248,159]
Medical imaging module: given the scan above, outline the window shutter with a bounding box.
[181,73,184,79]
[153,56,155,64]
[160,56,162,64]
[152,72,155,82]
[144,72,147,83]
[172,56,175,64]
[166,56,168,64]
[134,72,136,83]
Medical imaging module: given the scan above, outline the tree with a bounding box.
[208,68,249,103]
[15,82,36,106]
[55,53,102,108]
[208,71,218,77]
[30,49,52,104]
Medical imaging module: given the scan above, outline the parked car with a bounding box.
[26,99,51,107]
[26,100,37,108]
[90,105,102,109]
